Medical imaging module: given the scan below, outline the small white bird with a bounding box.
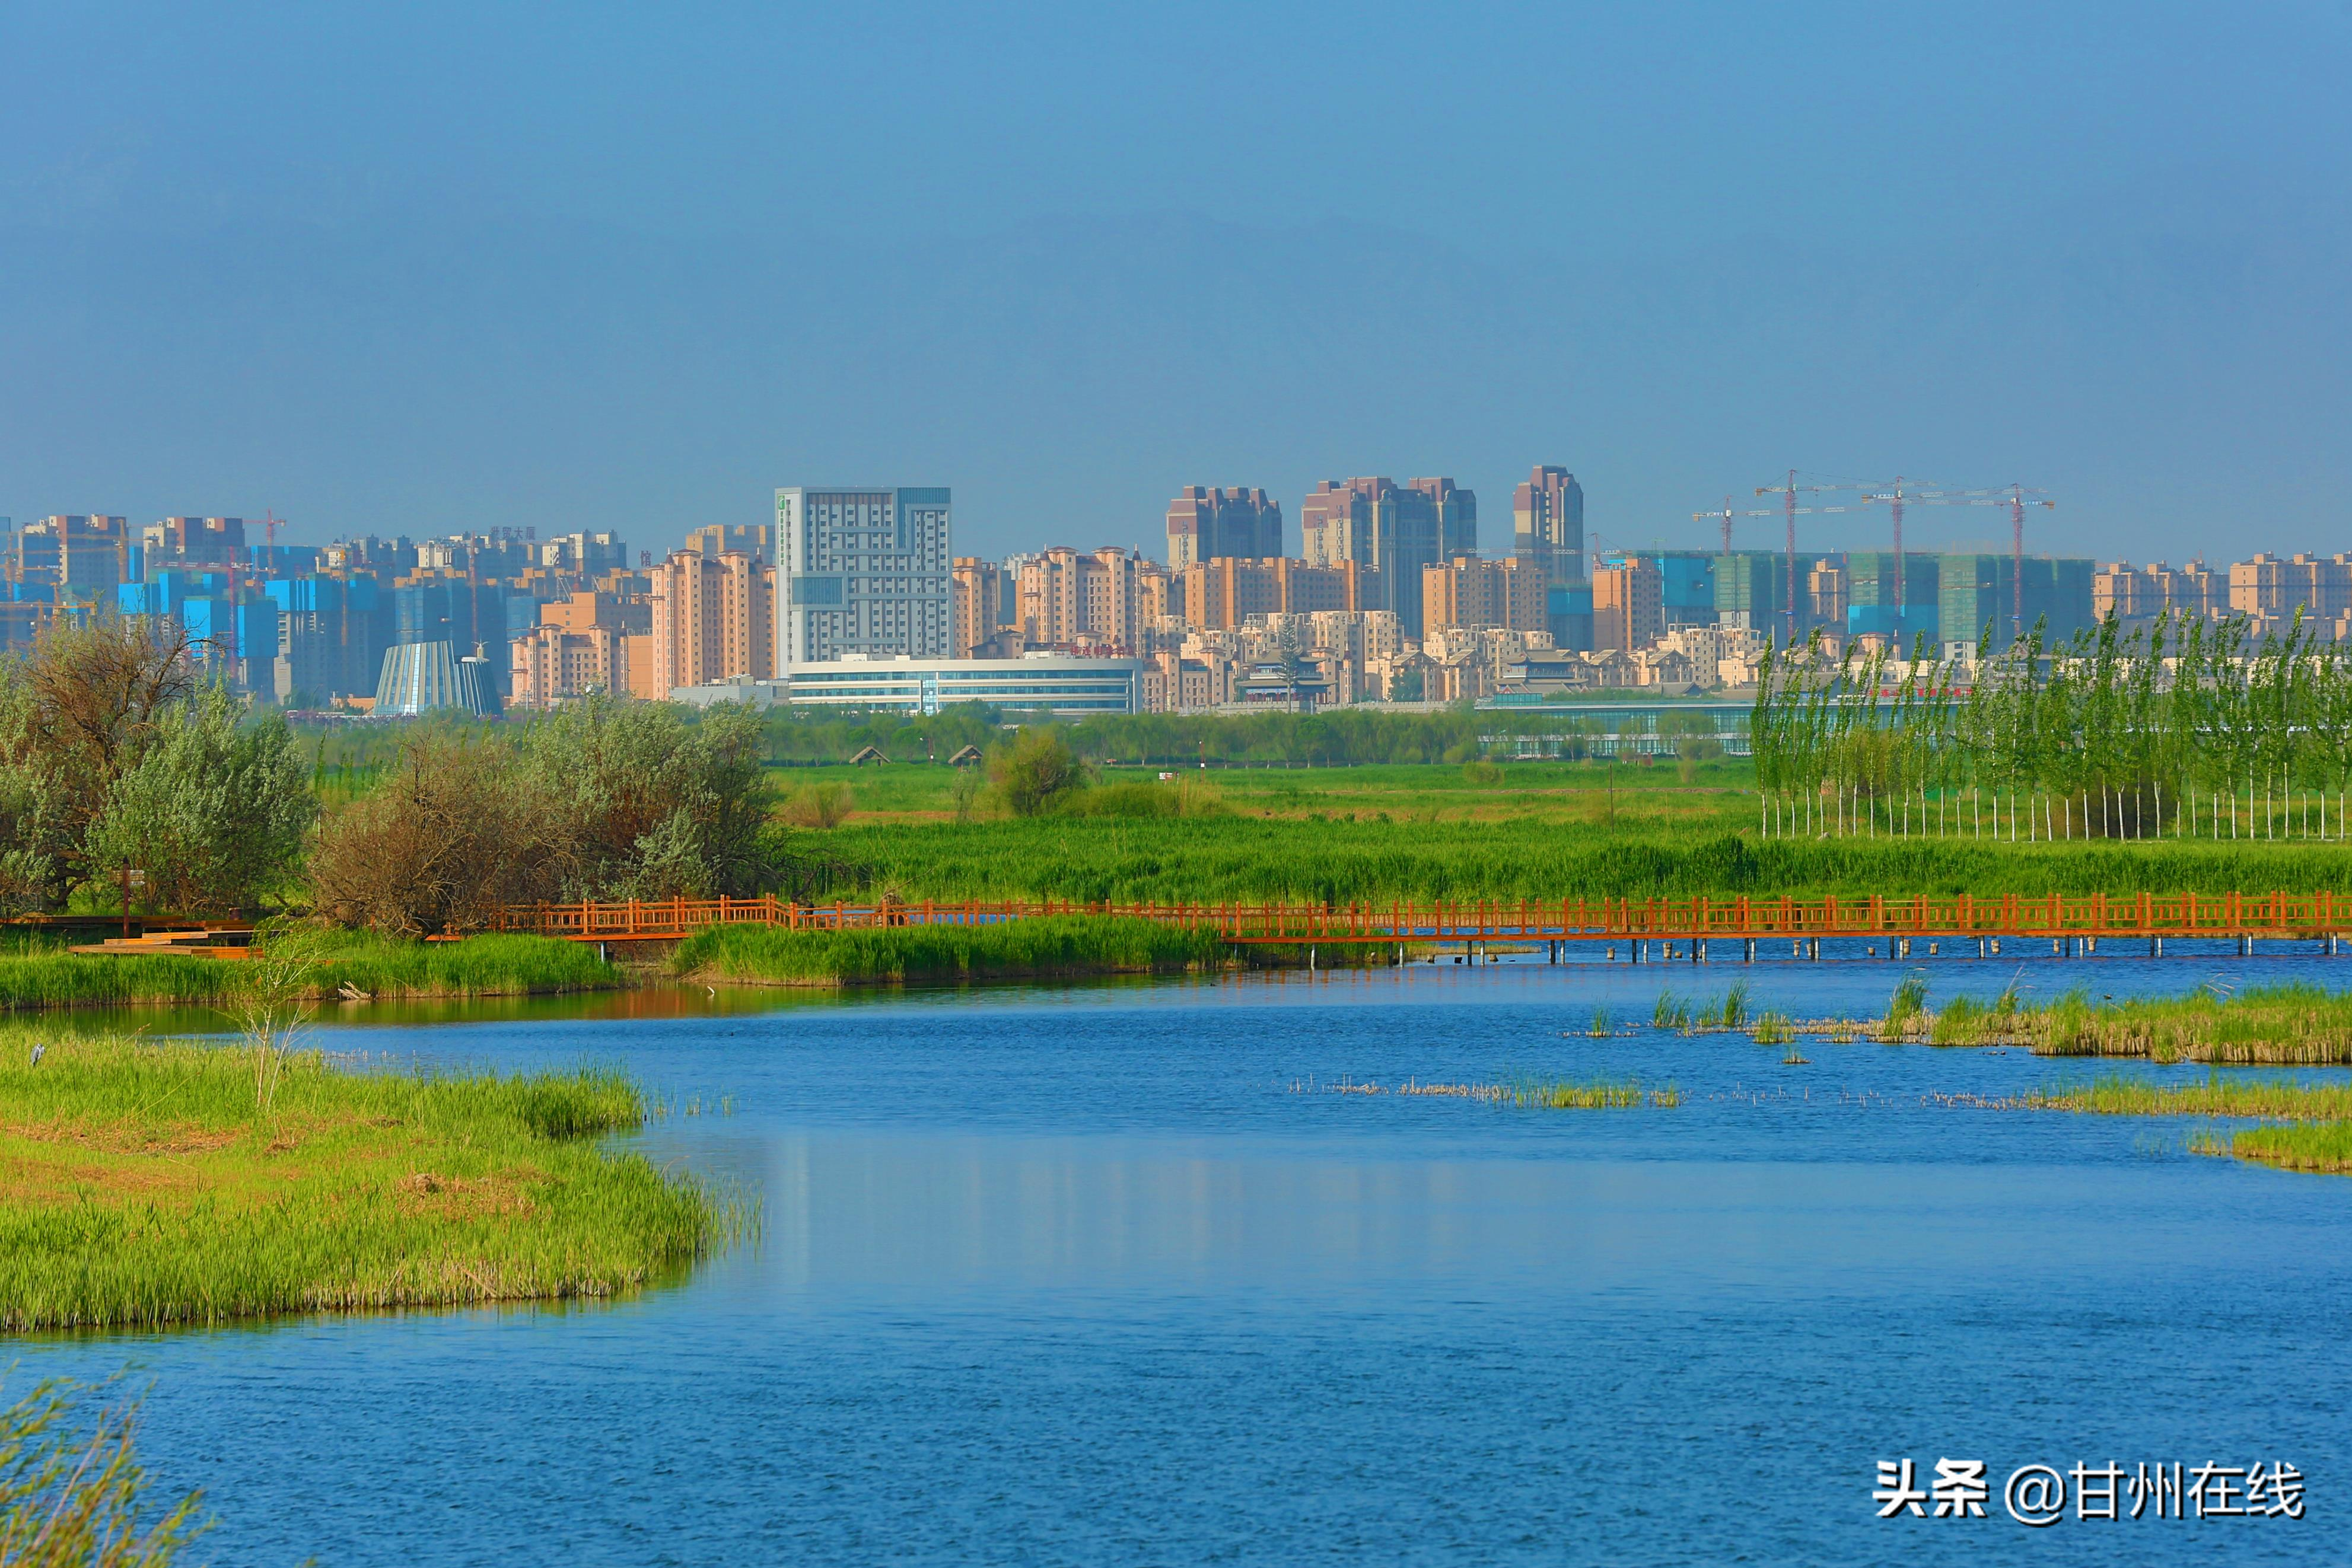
[29,1044,44,1067]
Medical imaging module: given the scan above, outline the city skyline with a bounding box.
[5,9,2348,568]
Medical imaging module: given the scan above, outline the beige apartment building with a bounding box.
[2094,560,2226,622]
[1179,557,1383,630]
[645,549,774,696]
[2229,553,2352,619]
[1422,554,1545,635]
[1594,559,1663,652]
[1017,546,1148,651]
[510,592,647,708]
[950,557,1005,658]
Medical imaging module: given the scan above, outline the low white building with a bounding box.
[671,652,1140,717]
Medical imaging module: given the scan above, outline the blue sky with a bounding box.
[3,2,2347,565]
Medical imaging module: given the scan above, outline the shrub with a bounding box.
[989,728,1089,817]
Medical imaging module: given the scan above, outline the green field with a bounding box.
[765,758,2352,906]
[0,1027,739,1330]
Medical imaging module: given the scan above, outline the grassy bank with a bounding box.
[673,916,1237,986]
[0,933,623,1012]
[818,817,2352,906]
[0,1028,739,1330]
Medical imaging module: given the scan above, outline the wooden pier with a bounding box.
[491,891,2352,956]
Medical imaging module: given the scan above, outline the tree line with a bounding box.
[0,622,799,932]
[1751,610,2352,839]
[756,703,1733,769]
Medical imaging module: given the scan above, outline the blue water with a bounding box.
[16,955,2352,1566]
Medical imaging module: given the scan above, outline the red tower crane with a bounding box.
[1695,475,1866,641]
[1858,482,2056,642]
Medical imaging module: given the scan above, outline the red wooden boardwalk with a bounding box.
[491,891,2352,946]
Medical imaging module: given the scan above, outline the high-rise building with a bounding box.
[1935,555,2096,646]
[1593,560,1662,652]
[950,557,1006,658]
[2095,560,2225,623]
[775,486,952,667]
[1808,559,1850,627]
[649,549,775,696]
[1845,552,1943,648]
[1715,551,1806,636]
[1422,555,1545,635]
[1511,467,1584,585]
[1166,487,1282,568]
[1019,546,1146,651]
[1299,477,1475,636]
[2229,553,2352,620]
[14,516,132,593]
[1180,558,1383,630]
[687,524,773,560]
[510,594,634,708]
[144,517,246,567]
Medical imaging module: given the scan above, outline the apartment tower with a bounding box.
[775,487,953,668]
[1511,467,1584,585]
[1166,486,1282,568]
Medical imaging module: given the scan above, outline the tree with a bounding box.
[307,738,564,936]
[515,698,780,899]
[88,686,315,916]
[989,726,1088,817]
[0,619,198,908]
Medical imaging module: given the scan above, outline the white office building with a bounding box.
[775,486,953,669]
[671,653,1140,717]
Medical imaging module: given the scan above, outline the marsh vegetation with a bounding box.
[0,1028,740,1330]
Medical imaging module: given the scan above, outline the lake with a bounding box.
[18,954,2352,1564]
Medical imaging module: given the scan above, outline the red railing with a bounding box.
[491,890,2347,945]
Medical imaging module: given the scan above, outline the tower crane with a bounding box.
[1693,473,1867,641]
[1857,481,2055,642]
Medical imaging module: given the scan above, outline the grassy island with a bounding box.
[0,1028,736,1331]
[1917,981,2352,1064]
[672,916,1236,987]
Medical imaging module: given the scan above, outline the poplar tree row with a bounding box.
[1750,610,2352,840]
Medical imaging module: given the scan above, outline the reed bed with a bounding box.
[0,933,622,1012]
[1914,981,2352,1063]
[1930,1070,2352,1178]
[2003,1073,2352,1119]
[2225,1123,2352,1174]
[672,916,1236,986]
[0,1028,741,1331]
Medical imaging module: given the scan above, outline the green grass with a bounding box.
[0,933,622,1013]
[1506,1076,1681,1109]
[1923,981,2352,1063]
[2225,1122,2352,1173]
[2018,1072,2352,1118]
[0,1027,740,1331]
[1984,1069,2352,1180]
[671,916,1239,986]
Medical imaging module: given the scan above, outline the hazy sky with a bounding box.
[4,2,2348,565]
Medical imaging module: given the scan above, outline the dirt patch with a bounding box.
[2,1117,243,1156]
[396,1168,540,1222]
